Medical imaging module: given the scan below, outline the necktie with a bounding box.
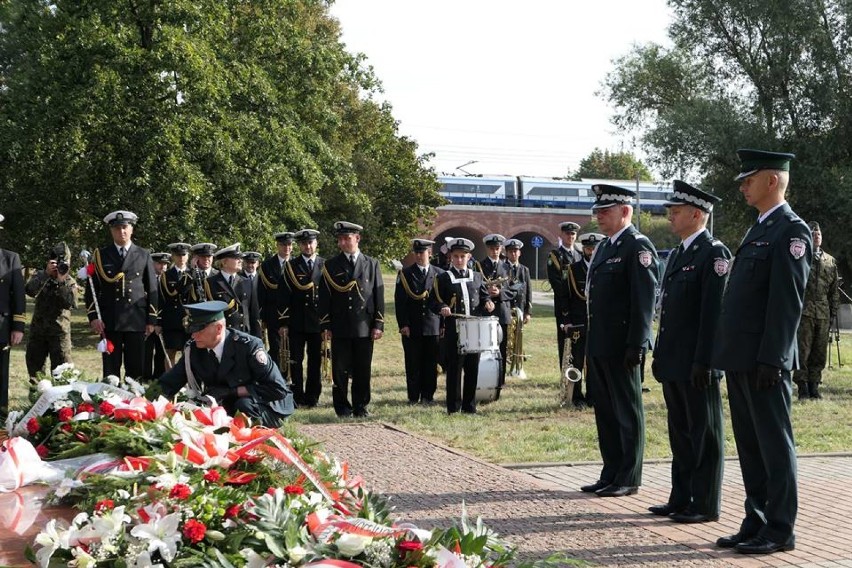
[348,255,355,270]
[421,267,427,278]
[307,259,314,272]
[208,349,219,365]
[119,247,126,259]
[228,274,234,288]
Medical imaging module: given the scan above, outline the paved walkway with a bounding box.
[300,423,852,568]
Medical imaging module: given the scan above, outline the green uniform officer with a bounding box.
[25,243,79,378]
[650,180,730,524]
[794,221,838,400]
[713,149,811,555]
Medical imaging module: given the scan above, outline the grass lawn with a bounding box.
[7,273,852,465]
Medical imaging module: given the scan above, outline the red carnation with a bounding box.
[105,339,115,354]
[224,504,241,519]
[94,499,115,513]
[182,519,207,543]
[57,407,74,422]
[169,484,192,500]
[77,402,95,413]
[35,445,49,458]
[203,470,221,483]
[26,418,40,435]
[398,540,424,553]
[86,263,95,277]
[98,401,116,415]
[284,484,305,495]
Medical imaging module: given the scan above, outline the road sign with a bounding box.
[531,235,544,248]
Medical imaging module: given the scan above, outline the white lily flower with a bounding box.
[34,519,70,568]
[91,505,131,538]
[130,511,182,562]
[335,532,372,557]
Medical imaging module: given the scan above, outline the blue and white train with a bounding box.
[437,174,671,213]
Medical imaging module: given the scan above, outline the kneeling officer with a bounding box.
[158,301,294,426]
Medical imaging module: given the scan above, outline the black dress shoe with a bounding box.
[669,510,718,524]
[353,409,370,418]
[735,535,795,554]
[580,480,611,493]
[648,503,679,516]
[716,531,753,548]
[596,484,639,497]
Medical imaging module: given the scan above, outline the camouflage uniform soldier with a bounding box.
[24,243,79,377]
[794,221,839,400]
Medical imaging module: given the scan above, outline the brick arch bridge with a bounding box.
[426,206,591,279]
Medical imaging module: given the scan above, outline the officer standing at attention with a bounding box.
[649,180,731,524]
[547,222,583,378]
[257,232,294,369]
[160,243,192,365]
[85,210,159,379]
[143,252,171,381]
[24,242,78,378]
[278,229,324,407]
[157,301,294,426]
[318,222,384,418]
[0,213,26,414]
[431,238,494,414]
[560,232,606,408]
[205,244,262,339]
[395,238,444,404]
[580,185,659,498]
[713,150,811,555]
[794,221,838,400]
[240,251,262,294]
[504,239,532,324]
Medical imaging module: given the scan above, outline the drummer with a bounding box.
[431,237,495,414]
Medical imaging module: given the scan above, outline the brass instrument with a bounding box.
[560,325,583,408]
[507,307,527,379]
[483,275,510,288]
[320,334,332,383]
[280,332,291,384]
[261,322,270,351]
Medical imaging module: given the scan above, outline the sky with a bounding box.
[329,0,673,179]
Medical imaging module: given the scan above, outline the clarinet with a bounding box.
[192,268,207,302]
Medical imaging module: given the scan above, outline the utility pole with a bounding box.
[635,171,641,231]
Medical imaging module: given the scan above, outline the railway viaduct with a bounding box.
[425,205,592,279]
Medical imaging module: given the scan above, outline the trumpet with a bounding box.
[320,334,332,383]
[560,325,583,408]
[280,332,291,384]
[507,307,527,379]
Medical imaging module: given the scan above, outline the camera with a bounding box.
[50,242,71,276]
[57,256,70,276]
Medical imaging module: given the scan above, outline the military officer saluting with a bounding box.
[157,301,294,427]
[85,210,159,379]
[713,150,811,555]
[395,238,444,404]
[0,213,26,413]
[560,232,606,407]
[160,243,192,365]
[278,229,325,407]
[318,222,385,418]
[204,244,261,339]
[547,221,584,378]
[650,180,730,524]
[581,185,658,498]
[257,232,294,369]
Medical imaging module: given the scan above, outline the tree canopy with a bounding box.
[571,148,653,181]
[601,0,852,274]
[0,0,443,264]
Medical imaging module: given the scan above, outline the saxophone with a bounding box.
[507,307,527,379]
[560,326,583,407]
[320,334,332,383]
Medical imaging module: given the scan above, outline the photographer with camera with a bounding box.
[24,242,78,378]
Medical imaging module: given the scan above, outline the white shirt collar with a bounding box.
[680,228,705,251]
[115,242,132,255]
[757,201,786,224]
[277,255,289,265]
[608,224,631,245]
[211,330,228,362]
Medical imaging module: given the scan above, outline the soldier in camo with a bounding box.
[794,221,839,400]
[24,242,79,378]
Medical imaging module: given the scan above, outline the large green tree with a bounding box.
[602,0,852,273]
[0,0,442,264]
[571,148,653,181]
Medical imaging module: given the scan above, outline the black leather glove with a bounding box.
[624,346,643,369]
[690,364,712,389]
[754,364,782,390]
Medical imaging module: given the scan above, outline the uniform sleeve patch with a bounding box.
[638,250,653,268]
[713,258,730,276]
[789,238,807,259]
[254,349,268,365]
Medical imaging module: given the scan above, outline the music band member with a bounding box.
[547,221,583,380]
[581,185,658,498]
[650,180,730,524]
[85,210,159,380]
[431,238,495,414]
[257,232,294,370]
[160,242,192,365]
[204,244,261,339]
[395,239,444,404]
[476,234,516,385]
[183,243,218,304]
[144,252,171,381]
[278,228,324,407]
[318,222,384,418]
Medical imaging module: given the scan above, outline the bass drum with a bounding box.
[476,351,502,403]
